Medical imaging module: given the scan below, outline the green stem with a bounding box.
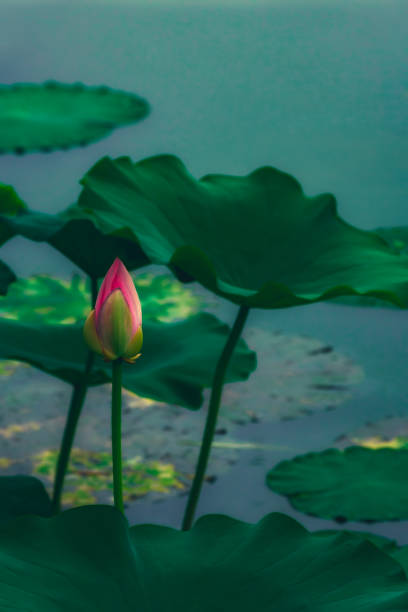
[51,350,95,514]
[51,274,98,514]
[111,358,124,514]
[181,304,250,531]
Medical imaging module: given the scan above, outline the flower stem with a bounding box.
[51,350,94,514]
[111,358,124,514]
[51,275,98,515]
[181,304,250,531]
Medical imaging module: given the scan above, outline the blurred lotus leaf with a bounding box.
[221,326,364,424]
[0,82,149,154]
[32,448,184,508]
[0,197,148,277]
[0,372,243,489]
[0,506,407,610]
[0,275,90,324]
[0,273,201,325]
[267,446,408,522]
[335,417,408,451]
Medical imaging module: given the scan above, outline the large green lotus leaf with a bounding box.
[0,82,149,154]
[0,199,147,276]
[0,476,52,523]
[75,155,408,308]
[0,259,16,295]
[0,314,256,408]
[327,226,408,308]
[267,447,408,522]
[373,227,408,255]
[0,506,407,611]
[0,273,200,325]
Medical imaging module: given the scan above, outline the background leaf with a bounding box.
[0,273,201,325]
[0,202,148,277]
[76,155,408,308]
[0,82,149,154]
[266,447,408,522]
[0,275,90,324]
[0,506,407,611]
[0,314,256,409]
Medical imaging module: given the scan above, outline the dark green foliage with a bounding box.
[0,506,407,611]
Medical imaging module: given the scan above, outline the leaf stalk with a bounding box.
[181,303,250,530]
[51,276,98,514]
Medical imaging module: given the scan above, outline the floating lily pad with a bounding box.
[0,313,256,408]
[334,417,408,450]
[0,360,20,376]
[1,506,407,611]
[220,327,363,424]
[267,446,408,522]
[32,448,184,508]
[0,259,15,295]
[74,155,408,308]
[0,273,201,325]
[0,360,19,376]
[0,279,361,421]
[0,82,149,154]
[0,368,243,497]
[0,475,52,523]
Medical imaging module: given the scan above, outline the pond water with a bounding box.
[0,0,407,541]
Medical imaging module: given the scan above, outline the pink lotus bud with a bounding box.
[83,258,143,363]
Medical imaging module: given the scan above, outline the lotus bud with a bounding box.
[83,258,142,363]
